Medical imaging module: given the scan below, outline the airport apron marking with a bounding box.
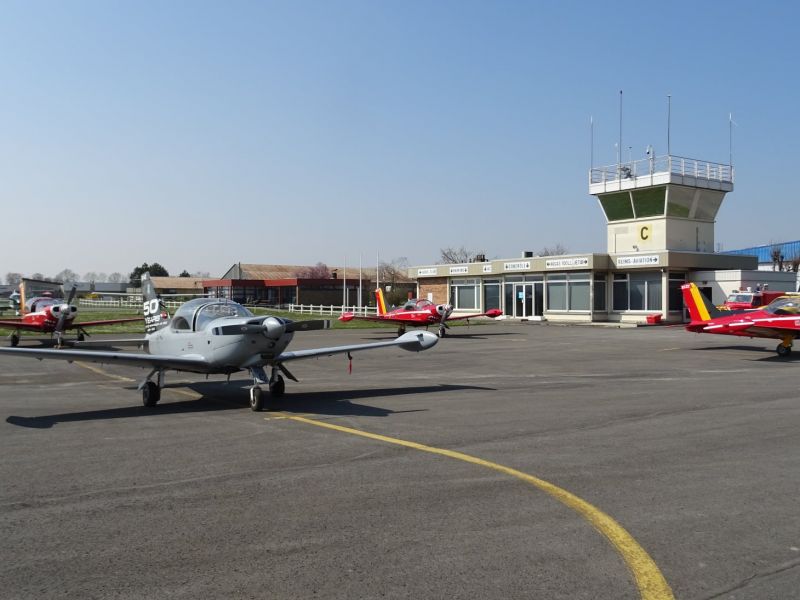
[75,361,135,382]
[279,414,674,600]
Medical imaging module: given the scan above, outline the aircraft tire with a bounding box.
[776,343,792,357]
[269,375,285,397]
[250,386,264,411]
[77,332,85,342]
[397,326,406,336]
[142,381,160,407]
[10,334,19,347]
[438,327,446,338]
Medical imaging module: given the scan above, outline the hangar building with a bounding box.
[410,155,794,323]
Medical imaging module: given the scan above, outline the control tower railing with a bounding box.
[589,155,734,186]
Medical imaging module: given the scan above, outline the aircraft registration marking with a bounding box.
[276,414,674,600]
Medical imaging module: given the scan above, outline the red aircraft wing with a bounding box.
[0,319,52,331]
[445,308,503,322]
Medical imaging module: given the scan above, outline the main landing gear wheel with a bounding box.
[438,326,447,338]
[269,375,285,397]
[776,343,792,357]
[250,386,265,411]
[397,325,406,336]
[142,381,161,407]
[10,333,19,347]
[77,332,85,342]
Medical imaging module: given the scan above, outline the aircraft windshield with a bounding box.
[764,297,800,315]
[726,293,753,303]
[171,299,253,331]
[415,299,433,309]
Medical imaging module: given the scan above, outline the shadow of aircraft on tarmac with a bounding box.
[5,383,494,429]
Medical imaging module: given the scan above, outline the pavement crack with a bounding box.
[700,557,800,599]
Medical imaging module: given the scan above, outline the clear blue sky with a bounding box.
[2,1,798,278]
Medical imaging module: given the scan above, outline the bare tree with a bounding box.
[31,272,45,281]
[192,271,211,278]
[770,245,783,271]
[538,244,569,256]
[84,272,98,282]
[107,272,125,283]
[790,255,800,273]
[96,272,107,283]
[53,269,78,283]
[439,246,484,264]
[5,272,23,286]
[295,262,331,279]
[379,257,409,286]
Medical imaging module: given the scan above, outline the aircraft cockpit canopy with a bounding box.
[171,298,253,331]
[402,299,433,310]
[765,297,800,315]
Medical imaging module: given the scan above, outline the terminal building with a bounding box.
[410,154,794,323]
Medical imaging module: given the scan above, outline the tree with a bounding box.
[379,257,410,306]
[538,244,569,256]
[129,262,169,282]
[30,272,45,281]
[192,271,211,278]
[5,272,23,286]
[96,272,107,283]
[294,262,331,279]
[770,245,784,272]
[107,272,126,283]
[178,270,191,278]
[53,269,78,283]
[439,246,484,264]
[84,272,98,282]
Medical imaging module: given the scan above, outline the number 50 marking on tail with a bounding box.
[143,299,159,316]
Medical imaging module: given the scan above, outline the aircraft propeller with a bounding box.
[213,318,331,339]
[53,285,78,345]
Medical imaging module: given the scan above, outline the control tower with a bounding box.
[589,155,734,254]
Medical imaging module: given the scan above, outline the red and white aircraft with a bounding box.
[0,280,141,347]
[339,288,502,337]
[682,282,800,356]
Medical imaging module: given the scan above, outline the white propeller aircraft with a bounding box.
[0,273,438,411]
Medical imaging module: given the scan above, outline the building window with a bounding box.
[483,280,501,311]
[545,272,590,312]
[593,275,607,311]
[546,274,567,310]
[450,279,477,310]
[668,274,686,312]
[612,271,662,311]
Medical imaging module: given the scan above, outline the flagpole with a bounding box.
[342,257,347,308]
[358,253,362,310]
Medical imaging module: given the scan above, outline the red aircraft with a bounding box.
[0,281,141,347]
[682,282,800,356]
[339,288,502,337]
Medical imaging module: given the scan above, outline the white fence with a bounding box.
[287,304,378,316]
[78,298,182,311]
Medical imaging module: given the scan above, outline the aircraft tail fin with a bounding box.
[375,288,388,316]
[19,282,26,315]
[681,283,724,323]
[141,272,170,334]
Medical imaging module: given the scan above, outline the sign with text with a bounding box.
[417,268,438,277]
[617,255,660,266]
[503,261,530,272]
[545,257,589,269]
[449,266,469,275]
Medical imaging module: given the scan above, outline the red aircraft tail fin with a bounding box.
[681,283,724,323]
[19,282,26,315]
[374,289,388,316]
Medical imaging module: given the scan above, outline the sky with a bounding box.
[2,1,799,279]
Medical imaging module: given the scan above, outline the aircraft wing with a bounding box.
[0,319,50,331]
[0,347,212,373]
[274,330,438,362]
[338,313,394,324]
[446,309,504,322]
[68,317,143,328]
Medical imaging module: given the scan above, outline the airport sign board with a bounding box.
[617,255,660,266]
[545,257,589,269]
[503,261,530,272]
[417,268,438,277]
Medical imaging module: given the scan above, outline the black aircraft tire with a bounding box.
[777,344,792,357]
[10,334,19,347]
[269,375,285,397]
[142,381,160,407]
[250,386,265,411]
[77,332,85,342]
[438,327,446,338]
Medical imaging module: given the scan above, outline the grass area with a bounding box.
[0,306,493,338]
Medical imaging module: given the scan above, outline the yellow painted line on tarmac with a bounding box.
[278,414,674,600]
[75,361,135,383]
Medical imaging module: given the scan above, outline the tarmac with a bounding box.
[1,322,799,599]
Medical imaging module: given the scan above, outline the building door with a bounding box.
[513,283,534,318]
